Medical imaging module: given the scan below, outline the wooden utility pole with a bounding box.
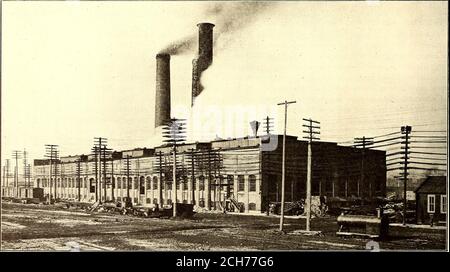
[302,118,320,232]
[5,159,10,187]
[276,100,296,232]
[125,155,131,200]
[111,159,114,201]
[157,151,164,207]
[76,159,82,202]
[162,118,187,217]
[44,145,58,203]
[401,125,412,225]
[12,151,21,197]
[190,149,196,205]
[354,136,374,198]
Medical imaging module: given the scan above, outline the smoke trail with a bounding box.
[158,2,275,55]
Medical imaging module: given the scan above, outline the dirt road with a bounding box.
[1,203,446,251]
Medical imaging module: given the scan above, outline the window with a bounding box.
[428,194,436,213]
[146,198,151,204]
[146,177,151,190]
[134,177,138,189]
[199,176,205,191]
[89,178,95,193]
[182,176,188,191]
[249,175,256,192]
[248,203,256,211]
[117,177,122,189]
[140,177,145,194]
[122,178,127,189]
[153,177,158,190]
[238,175,245,192]
[441,195,447,214]
[153,198,158,204]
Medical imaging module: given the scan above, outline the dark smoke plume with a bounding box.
[158,2,275,55]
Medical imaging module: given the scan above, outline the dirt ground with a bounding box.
[1,203,446,251]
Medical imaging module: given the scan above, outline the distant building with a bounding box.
[31,135,387,213]
[415,176,447,225]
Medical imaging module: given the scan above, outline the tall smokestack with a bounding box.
[192,22,215,106]
[155,53,171,127]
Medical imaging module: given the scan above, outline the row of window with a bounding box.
[427,194,447,214]
[37,174,259,192]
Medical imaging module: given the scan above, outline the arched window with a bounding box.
[134,177,138,189]
[249,175,256,192]
[122,177,127,189]
[152,176,158,190]
[139,176,145,194]
[146,177,151,190]
[117,177,122,189]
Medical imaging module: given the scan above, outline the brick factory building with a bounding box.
[32,135,386,213]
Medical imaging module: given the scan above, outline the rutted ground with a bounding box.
[1,203,446,251]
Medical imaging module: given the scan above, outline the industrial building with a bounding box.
[32,135,386,213]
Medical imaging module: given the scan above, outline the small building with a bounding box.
[415,176,447,225]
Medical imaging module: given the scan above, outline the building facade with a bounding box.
[33,135,387,213]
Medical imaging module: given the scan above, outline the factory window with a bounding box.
[146,198,151,204]
[122,178,127,189]
[36,179,40,188]
[128,177,133,189]
[140,176,145,194]
[117,177,122,189]
[153,198,158,205]
[134,177,138,189]
[153,176,158,190]
[146,177,151,190]
[134,197,138,203]
[176,179,180,190]
[441,195,447,214]
[248,203,256,211]
[199,176,205,191]
[199,198,205,207]
[238,175,245,192]
[84,178,87,188]
[89,179,95,193]
[182,176,188,191]
[249,175,256,192]
[428,195,436,213]
[167,199,172,205]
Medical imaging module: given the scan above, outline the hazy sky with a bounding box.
[2,1,448,165]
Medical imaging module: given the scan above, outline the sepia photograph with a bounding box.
[0,0,448,255]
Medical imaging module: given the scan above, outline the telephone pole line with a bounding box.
[354,136,374,198]
[302,118,320,232]
[93,137,107,203]
[163,118,187,217]
[401,125,412,225]
[44,145,59,204]
[76,159,82,202]
[12,150,22,197]
[276,100,296,232]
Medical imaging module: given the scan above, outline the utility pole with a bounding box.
[354,136,374,198]
[5,159,10,187]
[156,151,164,207]
[44,145,58,204]
[12,150,21,197]
[163,118,187,217]
[111,158,115,201]
[124,154,131,204]
[76,159,82,202]
[189,149,196,205]
[101,145,112,202]
[302,118,320,232]
[93,137,107,203]
[276,100,296,232]
[401,125,412,225]
[23,149,28,187]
